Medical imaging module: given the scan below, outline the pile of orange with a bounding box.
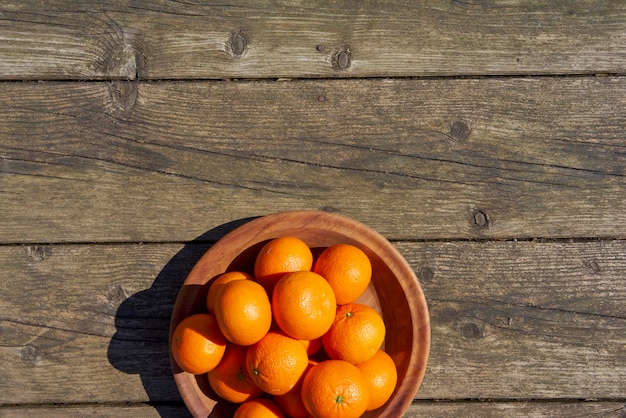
[171,236,398,418]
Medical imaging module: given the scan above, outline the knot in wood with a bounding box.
[230,31,247,57]
[107,284,130,307]
[26,245,49,262]
[473,209,489,228]
[335,49,351,70]
[583,259,601,273]
[460,321,484,340]
[418,266,434,283]
[104,41,138,80]
[450,120,471,141]
[109,81,138,112]
[21,344,44,365]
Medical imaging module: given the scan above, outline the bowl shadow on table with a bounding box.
[106,217,259,418]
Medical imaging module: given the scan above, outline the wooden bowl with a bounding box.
[170,210,430,417]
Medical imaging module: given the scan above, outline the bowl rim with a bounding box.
[169,210,431,417]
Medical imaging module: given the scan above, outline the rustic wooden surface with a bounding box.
[1,0,625,417]
[3,402,626,418]
[1,1,625,79]
[2,78,625,243]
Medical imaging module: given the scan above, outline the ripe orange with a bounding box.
[322,303,386,364]
[207,343,263,403]
[312,244,372,305]
[273,359,318,418]
[206,271,252,314]
[170,313,226,375]
[254,236,313,293]
[272,271,337,340]
[301,359,370,418]
[214,279,272,346]
[234,397,285,418]
[355,349,398,411]
[246,331,309,395]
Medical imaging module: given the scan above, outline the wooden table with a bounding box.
[2,1,625,417]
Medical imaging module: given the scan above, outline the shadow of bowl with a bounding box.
[107,217,258,417]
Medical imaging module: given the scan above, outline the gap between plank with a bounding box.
[1,236,626,247]
[0,72,624,84]
[1,398,624,409]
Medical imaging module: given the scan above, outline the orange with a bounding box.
[254,236,313,293]
[206,271,252,314]
[312,244,372,305]
[355,349,398,411]
[246,331,309,395]
[234,397,285,418]
[170,313,226,375]
[301,359,370,418]
[322,303,386,364]
[207,343,263,403]
[273,359,318,418]
[214,279,272,346]
[272,271,337,340]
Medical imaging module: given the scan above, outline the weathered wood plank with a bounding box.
[2,401,624,418]
[398,240,626,399]
[402,402,626,418]
[1,77,625,243]
[0,404,190,418]
[0,1,625,80]
[1,241,624,403]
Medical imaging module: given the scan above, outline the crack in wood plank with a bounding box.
[430,296,626,321]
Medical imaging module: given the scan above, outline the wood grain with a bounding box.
[1,241,624,404]
[397,240,626,399]
[1,77,625,243]
[2,401,624,418]
[0,1,625,80]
